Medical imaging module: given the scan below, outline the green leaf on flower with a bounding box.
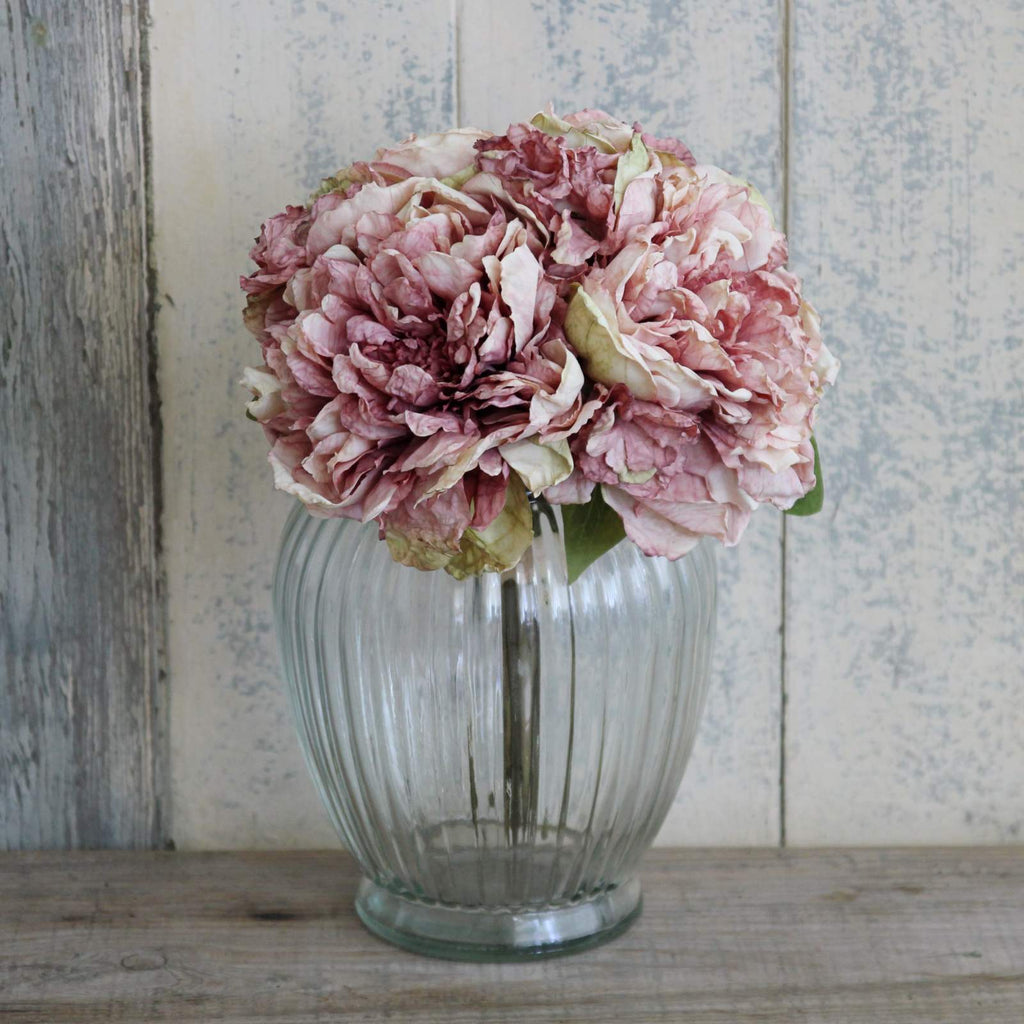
[560,486,627,584]
[613,133,651,212]
[785,436,825,517]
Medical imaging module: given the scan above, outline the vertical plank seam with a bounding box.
[778,0,793,849]
[451,0,462,125]
[139,0,171,849]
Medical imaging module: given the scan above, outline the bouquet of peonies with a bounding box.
[241,109,838,581]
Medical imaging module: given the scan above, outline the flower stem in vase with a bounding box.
[500,566,541,852]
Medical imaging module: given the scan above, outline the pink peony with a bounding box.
[242,129,596,574]
[242,110,837,574]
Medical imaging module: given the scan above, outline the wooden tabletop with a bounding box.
[2,848,1022,1022]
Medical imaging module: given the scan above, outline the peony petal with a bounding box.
[564,286,658,399]
[414,251,480,301]
[384,530,462,572]
[445,474,534,579]
[602,486,704,559]
[551,217,600,265]
[544,469,596,505]
[562,109,637,151]
[615,176,659,235]
[499,244,541,353]
[384,485,472,570]
[269,447,345,514]
[420,423,524,496]
[500,437,573,493]
[529,340,586,427]
[462,172,551,243]
[404,408,464,437]
[307,179,421,255]
[613,134,651,212]
[699,164,776,225]
[376,128,491,179]
[529,109,617,153]
[386,363,440,407]
[241,366,285,422]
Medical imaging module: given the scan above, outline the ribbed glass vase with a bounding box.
[274,497,716,960]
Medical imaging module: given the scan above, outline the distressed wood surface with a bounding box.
[149,0,457,849]
[0,2,163,847]
[457,0,787,848]
[785,1,1024,842]
[2,849,1023,1022]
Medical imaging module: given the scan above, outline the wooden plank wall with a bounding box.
[785,0,1024,843]
[2,0,1021,849]
[0,2,164,849]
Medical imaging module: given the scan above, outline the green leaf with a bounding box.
[560,486,627,584]
[785,436,825,517]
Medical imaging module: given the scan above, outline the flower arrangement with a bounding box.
[242,109,837,581]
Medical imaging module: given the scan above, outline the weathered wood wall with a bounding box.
[0,2,164,849]
[785,0,1024,843]
[2,0,1021,849]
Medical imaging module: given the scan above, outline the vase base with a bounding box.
[355,876,642,961]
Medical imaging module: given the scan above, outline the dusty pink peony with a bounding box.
[242,110,837,573]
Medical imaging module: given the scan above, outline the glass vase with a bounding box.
[273,497,716,960]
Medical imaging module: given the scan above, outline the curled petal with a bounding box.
[445,475,534,579]
[415,251,481,301]
[375,128,491,178]
[269,444,345,515]
[529,340,585,428]
[552,217,600,265]
[499,244,541,352]
[500,437,573,493]
[612,134,651,212]
[544,469,596,505]
[565,285,658,399]
[241,366,286,422]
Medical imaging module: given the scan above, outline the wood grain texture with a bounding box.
[785,0,1024,842]
[0,2,163,848]
[458,0,786,845]
[149,0,457,849]
[3,848,1023,1022]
